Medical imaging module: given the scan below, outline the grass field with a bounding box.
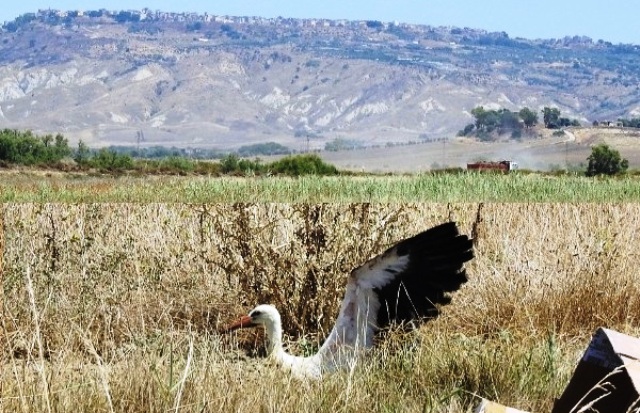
[2,171,640,202]
[3,203,640,412]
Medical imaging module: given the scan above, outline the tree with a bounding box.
[497,109,520,131]
[365,20,384,29]
[457,123,475,136]
[471,106,501,132]
[471,106,488,130]
[542,107,561,128]
[74,140,91,165]
[114,11,140,23]
[519,107,538,128]
[53,134,71,159]
[586,144,629,176]
[558,117,580,128]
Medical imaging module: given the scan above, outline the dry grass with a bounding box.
[2,203,640,412]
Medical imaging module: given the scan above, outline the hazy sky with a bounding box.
[2,0,638,45]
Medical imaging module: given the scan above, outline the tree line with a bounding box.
[618,117,640,128]
[103,141,290,159]
[0,129,336,176]
[459,106,581,140]
[0,129,71,165]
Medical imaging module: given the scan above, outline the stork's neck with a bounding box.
[259,307,323,379]
[263,314,285,358]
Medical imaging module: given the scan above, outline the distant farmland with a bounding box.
[317,127,640,173]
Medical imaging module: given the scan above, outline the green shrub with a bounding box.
[586,143,629,176]
[269,154,338,176]
[159,156,196,172]
[89,148,134,171]
[220,154,240,173]
[220,154,264,175]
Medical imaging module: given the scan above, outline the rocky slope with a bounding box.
[1,9,639,150]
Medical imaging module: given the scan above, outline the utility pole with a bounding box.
[442,137,448,167]
[136,130,144,151]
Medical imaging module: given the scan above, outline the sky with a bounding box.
[1,0,638,45]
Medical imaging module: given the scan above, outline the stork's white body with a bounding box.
[250,304,367,380]
[224,221,474,379]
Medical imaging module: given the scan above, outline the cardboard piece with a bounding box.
[552,327,640,413]
[474,399,530,413]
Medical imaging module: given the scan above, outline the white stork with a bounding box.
[223,221,474,379]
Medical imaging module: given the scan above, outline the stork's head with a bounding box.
[223,304,281,332]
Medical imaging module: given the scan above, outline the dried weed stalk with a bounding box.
[3,203,640,413]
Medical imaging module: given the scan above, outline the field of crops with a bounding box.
[2,171,640,202]
[3,202,640,412]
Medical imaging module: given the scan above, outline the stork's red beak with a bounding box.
[221,315,256,333]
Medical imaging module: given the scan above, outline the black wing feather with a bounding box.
[374,221,473,328]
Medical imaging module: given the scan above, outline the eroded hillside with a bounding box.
[1,9,639,150]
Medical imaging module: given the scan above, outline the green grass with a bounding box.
[2,172,640,202]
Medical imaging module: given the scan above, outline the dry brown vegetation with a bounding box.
[2,203,640,412]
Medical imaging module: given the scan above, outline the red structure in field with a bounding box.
[466,160,518,172]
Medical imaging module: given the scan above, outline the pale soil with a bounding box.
[316,127,640,173]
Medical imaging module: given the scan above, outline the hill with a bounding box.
[1,9,640,152]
